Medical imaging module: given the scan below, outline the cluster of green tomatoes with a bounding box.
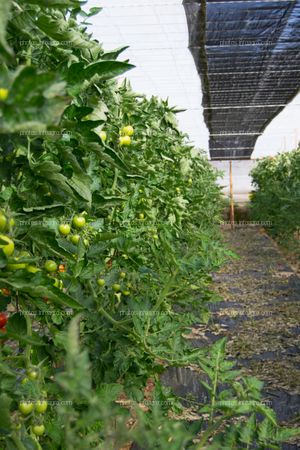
[0,211,16,258]
[58,213,88,246]
[99,125,134,147]
[96,270,131,297]
[17,369,48,437]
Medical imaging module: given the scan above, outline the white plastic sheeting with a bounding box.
[86,0,300,159]
[86,0,209,150]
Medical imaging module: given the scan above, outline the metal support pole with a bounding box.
[229,160,235,230]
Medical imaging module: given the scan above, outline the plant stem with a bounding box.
[112,168,119,192]
[87,281,130,332]
[210,348,222,425]
[23,308,32,370]
[195,416,232,449]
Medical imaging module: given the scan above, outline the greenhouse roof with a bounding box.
[183,0,300,159]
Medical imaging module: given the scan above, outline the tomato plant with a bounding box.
[251,148,300,243]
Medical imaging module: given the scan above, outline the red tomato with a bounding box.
[0,313,8,328]
[1,288,10,296]
[58,264,66,273]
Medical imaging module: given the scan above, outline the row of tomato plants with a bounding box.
[0,1,299,449]
[251,148,300,243]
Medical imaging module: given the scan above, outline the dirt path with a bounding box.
[162,227,300,449]
[211,227,300,447]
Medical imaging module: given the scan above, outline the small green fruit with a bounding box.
[44,260,57,273]
[70,234,80,245]
[72,215,86,229]
[119,135,131,146]
[35,400,48,414]
[32,424,45,436]
[58,224,71,236]
[112,283,121,292]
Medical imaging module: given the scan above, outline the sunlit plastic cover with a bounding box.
[183,0,300,159]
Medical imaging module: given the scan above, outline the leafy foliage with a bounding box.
[250,149,300,242]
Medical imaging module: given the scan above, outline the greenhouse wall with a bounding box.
[210,160,257,203]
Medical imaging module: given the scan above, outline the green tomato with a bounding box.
[153,234,159,240]
[0,88,9,101]
[32,424,45,436]
[97,278,105,287]
[44,260,57,273]
[122,290,130,296]
[0,234,14,256]
[72,215,86,229]
[26,265,40,273]
[138,213,144,220]
[35,400,48,414]
[70,234,81,245]
[19,401,34,415]
[188,178,193,185]
[122,125,134,136]
[99,130,107,141]
[0,214,7,232]
[119,272,126,279]
[27,369,38,380]
[175,187,181,194]
[58,224,71,236]
[112,283,121,292]
[119,135,131,146]
[21,377,29,385]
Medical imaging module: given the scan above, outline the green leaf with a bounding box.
[36,14,93,49]
[85,60,135,81]
[6,313,45,346]
[0,274,82,310]
[102,143,130,172]
[96,383,123,404]
[93,194,125,208]
[274,427,300,442]
[2,67,68,132]
[30,230,73,260]
[256,404,277,426]
[67,60,135,84]
[84,7,102,18]
[89,142,130,173]
[102,46,129,60]
[31,160,74,197]
[67,174,91,203]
